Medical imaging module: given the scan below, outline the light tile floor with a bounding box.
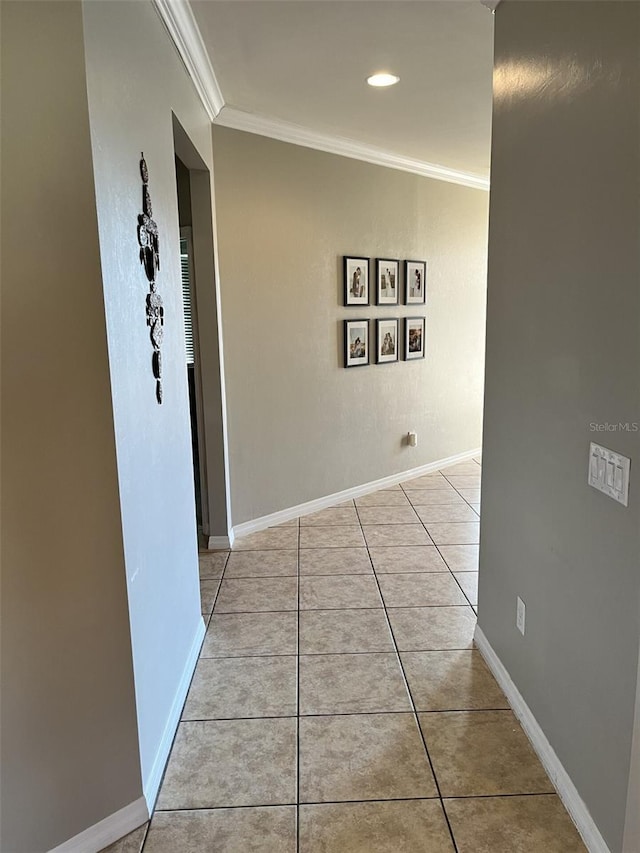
[103,458,587,852]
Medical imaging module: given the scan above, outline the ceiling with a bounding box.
[190,1,494,182]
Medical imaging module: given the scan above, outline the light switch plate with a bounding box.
[588,442,630,506]
[516,596,526,636]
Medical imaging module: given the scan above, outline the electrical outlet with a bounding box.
[516,596,526,635]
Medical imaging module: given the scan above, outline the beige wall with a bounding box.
[0,3,142,850]
[479,3,640,851]
[212,127,489,524]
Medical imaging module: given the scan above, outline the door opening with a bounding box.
[173,116,231,548]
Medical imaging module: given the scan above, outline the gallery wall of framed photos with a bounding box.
[343,256,426,368]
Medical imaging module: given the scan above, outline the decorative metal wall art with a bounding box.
[137,152,164,404]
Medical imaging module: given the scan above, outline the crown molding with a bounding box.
[152,0,224,120]
[153,0,490,190]
[215,107,490,191]
[480,0,502,10]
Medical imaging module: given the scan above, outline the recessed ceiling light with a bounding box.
[367,73,400,88]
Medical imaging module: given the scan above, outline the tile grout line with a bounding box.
[203,550,231,630]
[180,706,512,723]
[353,501,461,853]
[238,537,478,547]
[198,643,479,662]
[151,789,559,815]
[137,819,150,853]
[221,571,462,579]
[210,604,476,615]
[448,571,476,611]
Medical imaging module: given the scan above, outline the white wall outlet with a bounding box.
[588,442,630,506]
[516,596,526,635]
[407,431,418,447]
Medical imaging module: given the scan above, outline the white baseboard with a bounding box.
[474,626,611,853]
[207,533,233,550]
[142,616,206,811]
[48,796,148,853]
[232,448,482,539]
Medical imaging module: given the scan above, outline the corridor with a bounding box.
[105,459,586,852]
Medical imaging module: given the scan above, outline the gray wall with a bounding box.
[0,2,142,850]
[212,127,489,524]
[82,0,213,801]
[479,3,640,851]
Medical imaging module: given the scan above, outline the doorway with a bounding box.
[173,117,231,548]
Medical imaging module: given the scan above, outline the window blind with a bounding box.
[180,237,195,365]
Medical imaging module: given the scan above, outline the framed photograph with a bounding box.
[376,259,399,305]
[405,317,425,360]
[376,318,399,364]
[344,319,369,368]
[405,260,427,305]
[344,256,369,306]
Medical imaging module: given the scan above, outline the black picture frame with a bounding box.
[405,317,426,360]
[376,258,400,306]
[344,319,369,368]
[376,318,399,364]
[404,260,427,305]
[344,256,370,306]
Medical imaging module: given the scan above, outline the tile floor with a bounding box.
[103,458,587,852]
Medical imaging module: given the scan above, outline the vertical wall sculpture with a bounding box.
[137,153,164,404]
